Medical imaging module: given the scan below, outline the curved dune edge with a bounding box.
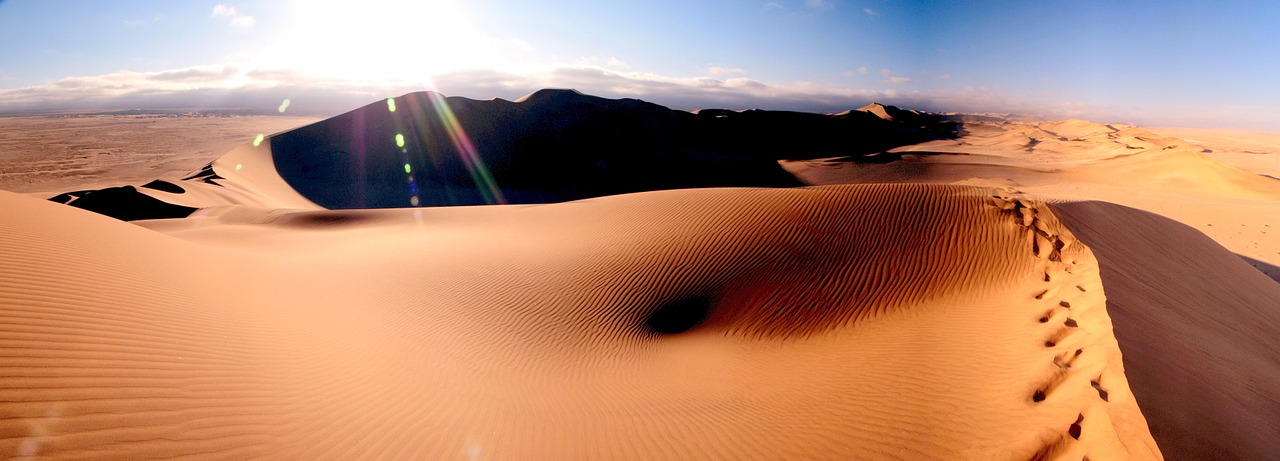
[42,141,325,222]
[1,184,1159,459]
[130,142,324,211]
[1053,201,1280,460]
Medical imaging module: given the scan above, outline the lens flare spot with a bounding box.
[404,164,413,174]
[252,133,265,147]
[395,133,405,148]
[235,163,243,171]
[277,99,291,113]
[387,98,397,112]
[410,196,420,206]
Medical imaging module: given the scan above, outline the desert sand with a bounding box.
[0,113,320,197]
[1,91,1277,459]
[784,112,1280,282]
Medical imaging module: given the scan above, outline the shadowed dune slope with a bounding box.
[1,184,1157,459]
[264,90,954,209]
[1053,202,1280,461]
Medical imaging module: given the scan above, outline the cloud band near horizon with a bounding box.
[0,63,1273,130]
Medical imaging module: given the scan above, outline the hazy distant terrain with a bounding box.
[0,113,319,195]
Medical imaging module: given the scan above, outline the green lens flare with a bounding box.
[387,98,397,112]
[404,163,412,174]
[252,133,265,147]
[395,133,405,148]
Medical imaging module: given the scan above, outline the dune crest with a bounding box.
[856,102,896,121]
[0,184,1159,459]
[1053,201,1280,459]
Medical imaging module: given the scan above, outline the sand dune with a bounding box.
[856,102,896,120]
[262,90,954,209]
[886,118,1210,165]
[1,184,1159,459]
[1055,201,1280,460]
[1073,149,1280,200]
[1144,126,1280,179]
[780,114,1280,460]
[784,116,1280,284]
[4,90,1278,459]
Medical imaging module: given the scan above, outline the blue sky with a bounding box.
[1,0,1277,129]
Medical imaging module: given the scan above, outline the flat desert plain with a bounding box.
[0,113,320,196]
[1,93,1277,460]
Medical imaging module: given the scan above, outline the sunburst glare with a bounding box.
[260,0,517,84]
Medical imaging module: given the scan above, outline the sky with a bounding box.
[0,0,1277,129]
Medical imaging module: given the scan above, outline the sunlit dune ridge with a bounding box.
[2,184,1158,459]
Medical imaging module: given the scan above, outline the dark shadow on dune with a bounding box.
[49,186,196,221]
[141,180,185,194]
[269,89,958,209]
[181,163,225,186]
[275,211,371,228]
[1053,201,1280,461]
[1238,254,1280,283]
[645,294,714,335]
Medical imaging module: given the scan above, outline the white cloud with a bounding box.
[805,0,834,11]
[576,57,631,69]
[937,74,953,81]
[707,66,748,77]
[212,4,254,28]
[863,8,879,16]
[878,69,913,84]
[841,67,869,78]
[764,2,785,10]
[211,4,235,17]
[150,65,241,82]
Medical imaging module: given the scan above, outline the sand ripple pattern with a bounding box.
[0,184,1158,459]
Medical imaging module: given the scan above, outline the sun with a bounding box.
[263,0,509,85]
